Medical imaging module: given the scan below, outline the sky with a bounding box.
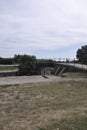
[0,0,87,59]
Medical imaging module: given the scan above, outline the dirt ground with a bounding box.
[0,75,62,85]
[0,73,87,85]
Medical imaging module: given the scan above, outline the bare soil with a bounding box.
[0,75,60,85]
[0,73,87,85]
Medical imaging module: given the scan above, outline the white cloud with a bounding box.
[0,0,87,57]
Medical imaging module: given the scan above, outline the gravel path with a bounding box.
[0,75,61,85]
[0,74,87,85]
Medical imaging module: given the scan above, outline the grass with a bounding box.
[0,77,87,130]
[39,116,87,130]
[0,65,18,71]
[66,72,87,78]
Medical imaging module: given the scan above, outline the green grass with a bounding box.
[0,65,18,71]
[0,79,87,130]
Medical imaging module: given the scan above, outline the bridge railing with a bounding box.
[53,58,77,63]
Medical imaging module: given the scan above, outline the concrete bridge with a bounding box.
[55,62,87,76]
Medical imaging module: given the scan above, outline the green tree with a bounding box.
[18,54,37,75]
[76,45,87,64]
[13,54,21,64]
[0,57,13,64]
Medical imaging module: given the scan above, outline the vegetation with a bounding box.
[0,79,87,130]
[18,54,37,75]
[37,59,54,67]
[0,57,13,64]
[0,55,54,75]
[76,45,87,64]
[0,65,18,71]
[17,55,55,75]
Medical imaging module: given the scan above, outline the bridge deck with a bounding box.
[57,63,87,71]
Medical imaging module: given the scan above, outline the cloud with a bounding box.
[0,0,87,58]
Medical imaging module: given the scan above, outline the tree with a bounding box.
[0,57,13,64]
[18,54,37,75]
[76,45,87,64]
[13,54,21,64]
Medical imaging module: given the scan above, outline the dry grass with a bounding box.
[0,74,87,130]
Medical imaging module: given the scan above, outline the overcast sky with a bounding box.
[0,0,87,59]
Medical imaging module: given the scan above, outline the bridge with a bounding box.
[55,62,87,76]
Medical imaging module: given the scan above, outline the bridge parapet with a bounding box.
[56,62,87,71]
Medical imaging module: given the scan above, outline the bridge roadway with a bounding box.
[57,63,87,71]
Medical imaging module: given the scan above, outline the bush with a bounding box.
[18,54,37,75]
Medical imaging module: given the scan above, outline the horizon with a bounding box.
[0,0,87,58]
